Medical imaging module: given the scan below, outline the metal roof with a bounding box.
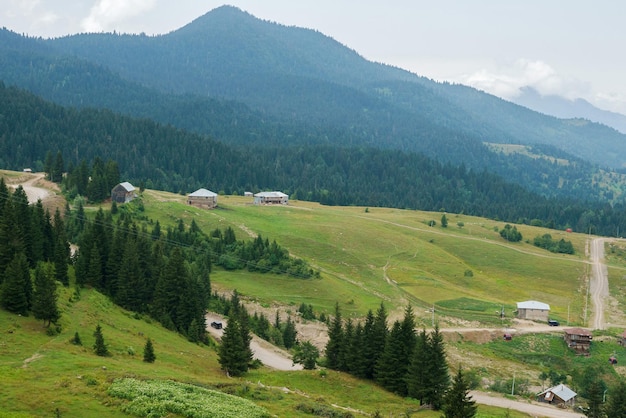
[538,384,577,402]
[516,300,550,310]
[118,182,135,192]
[189,188,217,197]
[254,191,288,198]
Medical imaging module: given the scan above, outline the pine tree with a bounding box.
[0,252,31,315]
[71,331,82,345]
[427,324,450,410]
[406,329,431,404]
[31,263,60,327]
[324,302,344,370]
[375,320,410,395]
[143,338,156,363]
[218,316,248,376]
[282,316,297,349]
[584,379,606,418]
[93,323,109,356]
[440,368,477,418]
[605,380,626,418]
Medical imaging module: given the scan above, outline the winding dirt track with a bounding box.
[589,238,609,330]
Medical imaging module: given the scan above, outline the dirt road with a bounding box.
[470,392,584,418]
[589,238,609,330]
[13,172,53,203]
[205,313,302,371]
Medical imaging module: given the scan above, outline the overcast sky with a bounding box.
[4,1,626,114]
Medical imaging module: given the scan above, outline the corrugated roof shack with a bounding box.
[516,300,550,321]
[187,188,218,209]
[537,384,577,407]
[253,191,288,205]
[564,328,592,354]
[111,182,136,203]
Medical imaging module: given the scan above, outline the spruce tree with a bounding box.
[427,324,450,410]
[406,329,431,404]
[584,379,606,418]
[31,263,60,327]
[282,316,297,349]
[218,316,248,376]
[605,380,626,418]
[441,368,477,418]
[324,302,344,370]
[93,323,109,356]
[375,320,410,395]
[0,252,31,315]
[143,338,156,363]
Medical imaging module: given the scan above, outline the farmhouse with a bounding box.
[564,328,592,354]
[516,300,550,321]
[253,191,288,205]
[111,182,136,204]
[537,384,577,407]
[187,188,217,209]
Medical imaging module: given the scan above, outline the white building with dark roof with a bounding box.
[187,188,218,209]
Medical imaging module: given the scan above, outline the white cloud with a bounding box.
[81,0,156,33]
[459,59,589,101]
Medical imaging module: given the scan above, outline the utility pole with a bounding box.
[511,371,516,396]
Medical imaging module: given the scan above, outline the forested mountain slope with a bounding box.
[2,82,626,236]
[42,5,626,170]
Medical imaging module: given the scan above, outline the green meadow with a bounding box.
[2,183,624,417]
[142,191,597,326]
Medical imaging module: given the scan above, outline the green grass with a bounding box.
[140,191,591,326]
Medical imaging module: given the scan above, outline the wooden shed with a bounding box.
[564,328,592,354]
[187,188,217,209]
[537,384,577,406]
[516,300,550,321]
[111,182,136,204]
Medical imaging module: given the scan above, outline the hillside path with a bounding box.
[470,392,583,418]
[589,238,609,329]
[205,313,302,371]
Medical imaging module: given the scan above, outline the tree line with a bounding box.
[4,81,626,237]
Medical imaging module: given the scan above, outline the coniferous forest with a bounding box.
[2,82,626,237]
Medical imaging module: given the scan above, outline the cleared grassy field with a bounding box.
[142,191,592,326]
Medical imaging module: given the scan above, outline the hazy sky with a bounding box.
[4,1,626,114]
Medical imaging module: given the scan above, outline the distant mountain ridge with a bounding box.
[2,5,626,206]
[39,5,626,169]
[511,86,626,134]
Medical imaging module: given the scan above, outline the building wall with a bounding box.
[188,196,217,209]
[518,308,549,321]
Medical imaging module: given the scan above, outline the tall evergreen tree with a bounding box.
[0,252,31,315]
[440,368,477,418]
[325,302,344,370]
[218,316,249,376]
[605,380,626,418]
[427,324,450,410]
[93,323,109,357]
[282,315,297,349]
[584,379,606,418]
[31,263,60,327]
[375,320,410,395]
[52,209,69,286]
[407,329,431,404]
[143,338,156,363]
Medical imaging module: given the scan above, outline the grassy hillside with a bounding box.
[5,177,626,417]
[1,283,538,417]
[141,191,601,327]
